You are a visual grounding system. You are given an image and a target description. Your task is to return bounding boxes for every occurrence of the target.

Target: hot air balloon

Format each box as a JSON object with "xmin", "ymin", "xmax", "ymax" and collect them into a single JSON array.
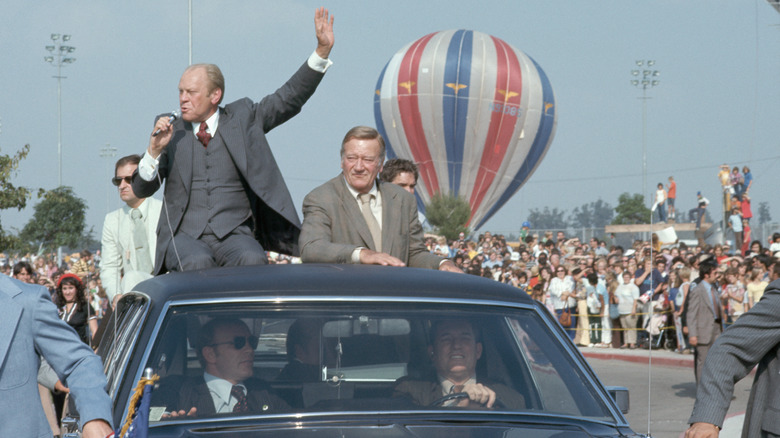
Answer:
[{"xmin": 374, "ymin": 29, "xmax": 557, "ymax": 230}]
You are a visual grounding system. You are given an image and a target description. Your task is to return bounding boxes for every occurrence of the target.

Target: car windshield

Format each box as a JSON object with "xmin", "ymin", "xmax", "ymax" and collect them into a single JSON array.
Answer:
[{"xmin": 142, "ymin": 302, "xmax": 614, "ymax": 423}]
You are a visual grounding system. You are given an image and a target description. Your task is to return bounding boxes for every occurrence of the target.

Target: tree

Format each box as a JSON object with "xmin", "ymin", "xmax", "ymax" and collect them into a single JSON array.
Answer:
[
  {"xmin": 19, "ymin": 187, "xmax": 88, "ymax": 252},
  {"xmin": 569, "ymin": 199, "xmax": 614, "ymax": 228},
  {"xmin": 611, "ymin": 193, "xmax": 651, "ymax": 225},
  {"xmin": 526, "ymin": 207, "xmax": 568, "ymax": 230},
  {"xmin": 0, "ymin": 144, "xmax": 34, "ymax": 249},
  {"xmin": 758, "ymin": 201, "xmax": 772, "ymax": 225},
  {"xmin": 425, "ymin": 193, "xmax": 471, "ymax": 240}
]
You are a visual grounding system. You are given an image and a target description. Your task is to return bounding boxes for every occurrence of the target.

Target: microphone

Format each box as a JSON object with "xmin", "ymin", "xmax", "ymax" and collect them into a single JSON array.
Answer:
[{"xmin": 152, "ymin": 110, "xmax": 180, "ymax": 137}]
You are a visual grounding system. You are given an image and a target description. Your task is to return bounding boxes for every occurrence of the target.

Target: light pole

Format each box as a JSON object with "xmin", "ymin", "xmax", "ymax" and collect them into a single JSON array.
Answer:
[
  {"xmin": 630, "ymin": 60, "xmax": 660, "ymax": 208},
  {"xmin": 44, "ymin": 33, "xmax": 76, "ymax": 188},
  {"xmin": 100, "ymin": 144, "xmax": 118, "ymax": 215}
]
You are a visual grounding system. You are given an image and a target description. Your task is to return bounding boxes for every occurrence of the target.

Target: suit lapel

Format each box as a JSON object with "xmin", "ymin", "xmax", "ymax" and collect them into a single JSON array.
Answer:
[
  {"xmin": 173, "ymin": 122, "xmax": 195, "ymax": 196},
  {"xmin": 336, "ymin": 178, "xmax": 376, "ymax": 250},
  {"xmin": 0, "ymin": 277, "xmax": 24, "ymax": 365},
  {"xmin": 379, "ymin": 183, "xmax": 398, "ymax": 256},
  {"xmin": 216, "ymin": 108, "xmax": 248, "ymax": 176},
  {"xmin": 119, "ymin": 206, "xmax": 134, "ymax": 269}
]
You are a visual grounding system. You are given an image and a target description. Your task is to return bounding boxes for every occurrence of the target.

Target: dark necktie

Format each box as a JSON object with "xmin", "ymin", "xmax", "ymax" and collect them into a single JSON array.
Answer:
[
  {"xmin": 197, "ymin": 122, "xmax": 211, "ymax": 147},
  {"xmin": 231, "ymin": 385, "xmax": 248, "ymax": 413}
]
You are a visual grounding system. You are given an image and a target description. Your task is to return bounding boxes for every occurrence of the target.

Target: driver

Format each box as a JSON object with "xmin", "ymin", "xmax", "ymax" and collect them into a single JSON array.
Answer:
[
  {"xmin": 155, "ymin": 318, "xmax": 288, "ymax": 418},
  {"xmin": 393, "ymin": 319, "xmax": 524, "ymax": 408}
]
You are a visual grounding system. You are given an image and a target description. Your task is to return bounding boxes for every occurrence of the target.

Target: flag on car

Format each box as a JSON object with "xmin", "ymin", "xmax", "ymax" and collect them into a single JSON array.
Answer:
[{"xmin": 117, "ymin": 372, "xmax": 159, "ymax": 438}]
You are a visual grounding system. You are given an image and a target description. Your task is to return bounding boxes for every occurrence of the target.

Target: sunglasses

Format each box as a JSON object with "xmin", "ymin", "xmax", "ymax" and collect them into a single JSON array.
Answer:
[
  {"xmin": 209, "ymin": 335, "xmax": 259, "ymax": 350},
  {"xmin": 112, "ymin": 176, "xmax": 133, "ymax": 186}
]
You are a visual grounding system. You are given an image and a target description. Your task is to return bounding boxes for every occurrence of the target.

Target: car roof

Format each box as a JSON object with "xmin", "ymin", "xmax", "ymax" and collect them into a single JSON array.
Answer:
[{"xmin": 132, "ymin": 264, "xmax": 534, "ymax": 306}]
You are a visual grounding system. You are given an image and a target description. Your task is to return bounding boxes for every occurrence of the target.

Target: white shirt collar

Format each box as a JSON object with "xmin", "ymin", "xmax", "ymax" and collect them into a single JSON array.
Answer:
[
  {"xmin": 203, "ymin": 371, "xmax": 244, "ymax": 413},
  {"xmin": 344, "ymin": 177, "xmax": 379, "ymax": 202},
  {"xmin": 191, "ymin": 110, "xmax": 219, "ymax": 136},
  {"xmin": 438, "ymin": 375, "xmax": 477, "ymax": 396},
  {"xmin": 123, "ymin": 197, "xmax": 149, "ymax": 216}
]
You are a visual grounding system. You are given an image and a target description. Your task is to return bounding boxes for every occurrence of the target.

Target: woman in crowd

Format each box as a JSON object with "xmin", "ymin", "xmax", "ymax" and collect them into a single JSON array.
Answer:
[
  {"xmin": 605, "ymin": 271, "xmax": 622, "ymax": 348},
  {"xmin": 615, "ymin": 271, "xmax": 640, "ymax": 349},
  {"xmin": 54, "ymin": 273, "xmax": 98, "ymax": 346},
  {"xmin": 626, "ymin": 258, "xmax": 638, "ymax": 277},
  {"xmin": 745, "ymin": 267, "xmax": 768, "ymax": 311},
  {"xmin": 549, "ymin": 265, "xmax": 578, "ymax": 340},
  {"xmin": 34, "ymin": 257, "xmax": 48, "ymax": 278},
  {"xmin": 672, "ymin": 267, "xmax": 692, "ymax": 353},
  {"xmin": 721, "ymin": 267, "xmax": 746, "ymax": 323}
]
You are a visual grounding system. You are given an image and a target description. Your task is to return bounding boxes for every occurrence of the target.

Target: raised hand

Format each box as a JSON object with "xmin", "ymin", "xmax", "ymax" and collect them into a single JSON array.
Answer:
[{"xmin": 314, "ymin": 7, "xmax": 334, "ymax": 59}]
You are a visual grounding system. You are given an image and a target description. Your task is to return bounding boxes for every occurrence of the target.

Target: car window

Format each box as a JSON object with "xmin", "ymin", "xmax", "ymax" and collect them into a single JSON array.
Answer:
[
  {"xmin": 97, "ymin": 294, "xmax": 149, "ymax": 402},
  {"xmin": 141, "ymin": 303, "xmax": 614, "ymax": 424}
]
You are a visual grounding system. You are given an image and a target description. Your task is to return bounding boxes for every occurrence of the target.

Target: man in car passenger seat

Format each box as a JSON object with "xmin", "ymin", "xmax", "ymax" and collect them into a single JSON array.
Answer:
[
  {"xmin": 157, "ymin": 318, "xmax": 288, "ymax": 417},
  {"xmin": 392, "ymin": 319, "xmax": 524, "ymax": 409},
  {"xmin": 276, "ymin": 318, "xmax": 322, "ymax": 382}
]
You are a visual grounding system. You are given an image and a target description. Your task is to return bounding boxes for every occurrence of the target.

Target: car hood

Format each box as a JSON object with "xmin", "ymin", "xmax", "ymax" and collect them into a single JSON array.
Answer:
[{"xmin": 154, "ymin": 415, "xmax": 642, "ymax": 438}]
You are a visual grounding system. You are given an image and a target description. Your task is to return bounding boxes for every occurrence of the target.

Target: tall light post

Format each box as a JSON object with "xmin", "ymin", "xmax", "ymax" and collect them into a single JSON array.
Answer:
[
  {"xmin": 44, "ymin": 33, "xmax": 76, "ymax": 188},
  {"xmin": 630, "ymin": 60, "xmax": 660, "ymax": 207},
  {"xmin": 100, "ymin": 144, "xmax": 118, "ymax": 215}
]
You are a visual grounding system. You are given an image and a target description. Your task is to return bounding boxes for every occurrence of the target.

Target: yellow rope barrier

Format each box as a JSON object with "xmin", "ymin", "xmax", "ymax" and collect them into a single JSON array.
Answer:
[{"xmin": 118, "ymin": 374, "xmax": 160, "ymax": 438}]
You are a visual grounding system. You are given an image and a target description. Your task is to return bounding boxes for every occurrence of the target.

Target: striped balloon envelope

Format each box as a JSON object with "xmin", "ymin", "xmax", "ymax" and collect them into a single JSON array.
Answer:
[{"xmin": 374, "ymin": 29, "xmax": 557, "ymax": 230}]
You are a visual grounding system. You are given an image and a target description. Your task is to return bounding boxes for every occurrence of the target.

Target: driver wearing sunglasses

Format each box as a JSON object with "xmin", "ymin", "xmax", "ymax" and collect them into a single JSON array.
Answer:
[{"xmin": 156, "ymin": 318, "xmax": 288, "ymax": 418}]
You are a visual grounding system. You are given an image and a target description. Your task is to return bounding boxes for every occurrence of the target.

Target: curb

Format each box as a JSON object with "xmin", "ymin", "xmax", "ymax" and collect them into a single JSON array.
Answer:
[{"xmin": 581, "ymin": 349, "xmax": 693, "ymax": 368}]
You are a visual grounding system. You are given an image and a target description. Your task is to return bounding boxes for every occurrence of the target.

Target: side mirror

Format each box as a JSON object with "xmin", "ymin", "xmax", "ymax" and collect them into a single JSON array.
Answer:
[{"xmin": 605, "ymin": 386, "xmax": 630, "ymax": 414}]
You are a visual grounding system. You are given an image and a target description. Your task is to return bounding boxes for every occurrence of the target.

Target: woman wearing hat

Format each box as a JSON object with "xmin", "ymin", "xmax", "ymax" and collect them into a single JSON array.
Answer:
[{"xmin": 54, "ymin": 273, "xmax": 97, "ymax": 346}]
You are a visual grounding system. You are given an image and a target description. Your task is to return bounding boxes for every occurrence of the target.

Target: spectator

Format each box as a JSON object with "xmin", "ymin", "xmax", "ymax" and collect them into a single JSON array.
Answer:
[
  {"xmin": 615, "ymin": 271, "xmax": 641, "ymax": 349},
  {"xmin": 54, "ymin": 273, "xmax": 98, "ymax": 346},
  {"xmin": 654, "ymin": 182, "xmax": 667, "ymax": 222},
  {"xmin": 667, "ymin": 176, "xmax": 677, "ymax": 220},
  {"xmin": 379, "ymin": 158, "xmax": 418, "ymax": 195},
  {"xmin": 727, "ymin": 207, "xmax": 743, "ymax": 254},
  {"xmin": 741, "ymin": 165, "xmax": 753, "ymax": 196}
]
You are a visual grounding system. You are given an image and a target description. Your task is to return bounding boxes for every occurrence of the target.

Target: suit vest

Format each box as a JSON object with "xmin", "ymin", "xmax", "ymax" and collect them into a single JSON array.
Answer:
[{"xmin": 178, "ymin": 132, "xmax": 252, "ymax": 239}]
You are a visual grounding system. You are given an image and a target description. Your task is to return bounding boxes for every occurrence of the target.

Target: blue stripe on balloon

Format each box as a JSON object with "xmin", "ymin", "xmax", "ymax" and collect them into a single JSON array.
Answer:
[
  {"xmin": 374, "ymin": 61, "xmax": 397, "ymax": 160},
  {"xmin": 477, "ymin": 55, "xmax": 556, "ymax": 229},
  {"xmin": 442, "ymin": 29, "xmax": 472, "ymax": 195}
]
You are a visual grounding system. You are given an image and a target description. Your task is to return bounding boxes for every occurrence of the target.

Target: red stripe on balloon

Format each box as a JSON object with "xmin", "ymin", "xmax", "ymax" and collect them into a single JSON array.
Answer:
[
  {"xmin": 468, "ymin": 37, "xmax": 523, "ymax": 224},
  {"xmin": 396, "ymin": 32, "xmax": 440, "ymax": 197}
]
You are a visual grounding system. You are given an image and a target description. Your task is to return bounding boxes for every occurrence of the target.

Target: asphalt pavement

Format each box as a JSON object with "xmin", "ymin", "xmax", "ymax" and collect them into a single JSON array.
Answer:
[{"xmin": 580, "ymin": 345, "xmax": 748, "ymax": 438}]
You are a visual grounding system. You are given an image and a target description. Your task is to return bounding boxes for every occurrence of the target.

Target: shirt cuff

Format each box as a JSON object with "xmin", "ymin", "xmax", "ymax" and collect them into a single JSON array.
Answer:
[
  {"xmin": 308, "ymin": 51, "xmax": 333, "ymax": 73},
  {"xmin": 138, "ymin": 151, "xmax": 159, "ymax": 181},
  {"xmin": 351, "ymin": 248, "xmax": 364, "ymax": 264}
]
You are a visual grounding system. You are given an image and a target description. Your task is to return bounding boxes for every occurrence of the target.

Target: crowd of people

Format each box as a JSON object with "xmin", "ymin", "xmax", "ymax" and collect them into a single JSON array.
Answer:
[{"xmin": 426, "ymin": 229, "xmax": 780, "ymax": 353}]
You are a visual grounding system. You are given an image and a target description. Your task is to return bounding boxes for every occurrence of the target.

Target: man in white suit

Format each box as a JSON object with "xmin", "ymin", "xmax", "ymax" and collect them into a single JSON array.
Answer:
[{"xmin": 101, "ymin": 154, "xmax": 162, "ymax": 302}]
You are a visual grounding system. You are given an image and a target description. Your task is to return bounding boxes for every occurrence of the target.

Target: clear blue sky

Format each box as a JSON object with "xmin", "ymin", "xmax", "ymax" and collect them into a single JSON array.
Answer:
[{"xmin": 2, "ymin": 0, "xmax": 780, "ymax": 240}]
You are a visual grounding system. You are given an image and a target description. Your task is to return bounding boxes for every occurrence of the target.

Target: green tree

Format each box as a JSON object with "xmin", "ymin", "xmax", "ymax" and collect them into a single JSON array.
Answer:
[
  {"xmin": 758, "ymin": 202, "xmax": 772, "ymax": 225},
  {"xmin": 569, "ymin": 199, "xmax": 614, "ymax": 228},
  {"xmin": 611, "ymin": 193, "xmax": 651, "ymax": 225},
  {"xmin": 0, "ymin": 144, "xmax": 34, "ymax": 249},
  {"xmin": 425, "ymin": 193, "xmax": 471, "ymax": 240},
  {"xmin": 526, "ymin": 206, "xmax": 568, "ymax": 230},
  {"xmin": 19, "ymin": 187, "xmax": 88, "ymax": 251}
]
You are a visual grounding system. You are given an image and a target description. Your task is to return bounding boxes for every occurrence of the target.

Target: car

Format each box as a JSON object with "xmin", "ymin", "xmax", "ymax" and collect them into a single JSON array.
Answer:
[{"xmin": 65, "ymin": 264, "xmax": 641, "ymax": 437}]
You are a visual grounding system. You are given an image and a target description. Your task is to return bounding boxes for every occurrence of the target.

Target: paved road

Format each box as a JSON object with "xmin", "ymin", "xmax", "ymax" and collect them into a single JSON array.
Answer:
[{"xmin": 584, "ymin": 347, "xmax": 753, "ymax": 438}]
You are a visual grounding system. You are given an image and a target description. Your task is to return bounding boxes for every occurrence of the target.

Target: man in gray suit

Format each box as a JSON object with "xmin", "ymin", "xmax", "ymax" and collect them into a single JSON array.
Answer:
[
  {"xmin": 299, "ymin": 126, "xmax": 461, "ymax": 272},
  {"xmin": 686, "ymin": 262, "xmax": 723, "ymax": 383},
  {"xmin": 133, "ymin": 8, "xmax": 334, "ymax": 274},
  {"xmin": 0, "ymin": 275, "xmax": 113, "ymax": 437},
  {"xmin": 685, "ymin": 276, "xmax": 780, "ymax": 437}
]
